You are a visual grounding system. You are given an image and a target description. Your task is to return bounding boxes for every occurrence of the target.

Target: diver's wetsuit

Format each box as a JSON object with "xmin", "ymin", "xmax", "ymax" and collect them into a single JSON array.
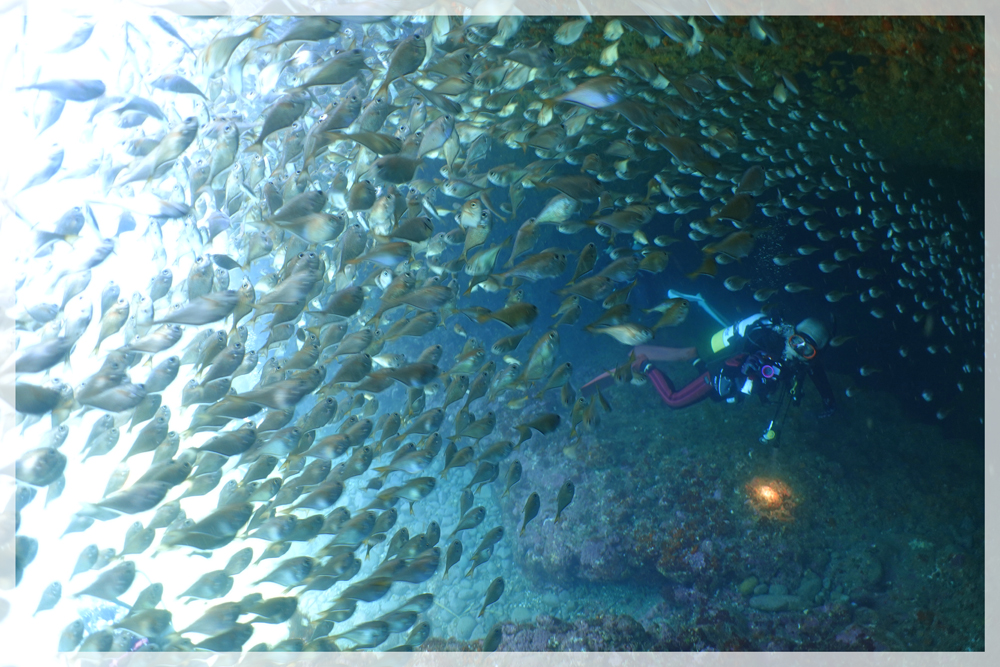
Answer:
[{"xmin": 638, "ymin": 316, "xmax": 837, "ymax": 411}]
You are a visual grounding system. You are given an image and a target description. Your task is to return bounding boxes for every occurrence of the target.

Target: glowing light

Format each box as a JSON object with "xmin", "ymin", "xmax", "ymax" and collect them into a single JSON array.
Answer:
[
  {"xmin": 755, "ymin": 484, "xmax": 782, "ymax": 508},
  {"xmin": 745, "ymin": 477, "xmax": 796, "ymax": 521}
]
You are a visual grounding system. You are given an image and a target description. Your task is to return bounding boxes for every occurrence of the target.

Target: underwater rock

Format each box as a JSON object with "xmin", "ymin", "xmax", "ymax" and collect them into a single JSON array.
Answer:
[
  {"xmin": 738, "ymin": 576, "xmax": 758, "ymax": 596},
  {"xmin": 493, "ymin": 614, "xmax": 655, "ymax": 652},
  {"xmin": 578, "ymin": 536, "xmax": 631, "ymax": 582},
  {"xmin": 796, "ymin": 571, "xmax": 824, "ymax": 602},
  {"xmin": 748, "ymin": 593, "xmax": 806, "ymax": 612}
]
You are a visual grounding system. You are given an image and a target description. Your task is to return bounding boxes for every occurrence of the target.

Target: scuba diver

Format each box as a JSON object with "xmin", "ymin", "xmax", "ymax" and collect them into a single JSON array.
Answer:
[{"xmin": 583, "ymin": 295, "xmax": 837, "ymax": 446}]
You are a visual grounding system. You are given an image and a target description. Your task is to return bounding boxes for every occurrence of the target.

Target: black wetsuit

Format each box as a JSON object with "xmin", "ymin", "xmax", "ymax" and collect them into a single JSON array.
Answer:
[{"xmin": 712, "ymin": 316, "xmax": 837, "ymax": 412}]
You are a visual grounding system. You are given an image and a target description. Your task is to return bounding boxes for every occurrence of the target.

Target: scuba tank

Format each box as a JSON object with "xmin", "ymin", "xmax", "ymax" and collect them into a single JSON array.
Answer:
[{"xmin": 710, "ymin": 313, "xmax": 765, "ymax": 354}]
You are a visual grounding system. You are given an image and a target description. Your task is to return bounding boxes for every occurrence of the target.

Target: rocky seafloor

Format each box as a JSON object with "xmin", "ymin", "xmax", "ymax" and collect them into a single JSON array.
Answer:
[{"xmin": 423, "ymin": 359, "xmax": 984, "ymax": 651}]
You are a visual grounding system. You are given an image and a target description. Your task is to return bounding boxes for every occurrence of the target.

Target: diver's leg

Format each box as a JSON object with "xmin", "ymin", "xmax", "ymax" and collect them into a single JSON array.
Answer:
[
  {"xmin": 634, "ymin": 357, "xmax": 709, "ymax": 408},
  {"xmin": 649, "ymin": 369, "xmax": 712, "ymax": 408},
  {"xmin": 645, "ymin": 366, "xmax": 676, "ymax": 404},
  {"xmin": 670, "ymin": 372, "xmax": 713, "ymax": 404},
  {"xmin": 581, "ymin": 354, "xmax": 650, "ymax": 397}
]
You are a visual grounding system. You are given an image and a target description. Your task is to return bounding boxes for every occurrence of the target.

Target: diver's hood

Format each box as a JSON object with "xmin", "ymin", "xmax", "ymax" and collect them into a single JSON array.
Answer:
[{"xmin": 795, "ymin": 317, "xmax": 830, "ymax": 350}]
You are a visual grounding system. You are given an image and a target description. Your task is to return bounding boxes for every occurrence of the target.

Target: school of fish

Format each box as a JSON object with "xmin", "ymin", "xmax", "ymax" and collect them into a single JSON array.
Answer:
[{"xmin": 3, "ymin": 10, "xmax": 984, "ymax": 655}]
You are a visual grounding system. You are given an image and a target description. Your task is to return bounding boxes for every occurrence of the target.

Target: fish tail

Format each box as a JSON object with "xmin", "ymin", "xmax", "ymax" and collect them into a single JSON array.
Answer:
[
  {"xmin": 248, "ymin": 22, "xmax": 269, "ymax": 42},
  {"xmin": 539, "ymin": 98, "xmax": 557, "ymax": 118},
  {"xmin": 685, "ymin": 266, "xmax": 709, "ymax": 281}
]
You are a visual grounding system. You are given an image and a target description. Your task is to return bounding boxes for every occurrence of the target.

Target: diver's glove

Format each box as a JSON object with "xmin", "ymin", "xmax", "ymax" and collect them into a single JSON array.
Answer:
[{"xmin": 735, "ymin": 313, "xmax": 765, "ymax": 336}]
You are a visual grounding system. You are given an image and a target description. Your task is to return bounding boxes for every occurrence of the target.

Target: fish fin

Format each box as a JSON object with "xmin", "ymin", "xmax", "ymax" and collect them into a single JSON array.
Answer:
[
  {"xmin": 596, "ymin": 387, "xmax": 612, "ymax": 413},
  {"xmin": 685, "ymin": 254, "xmax": 718, "ymax": 280},
  {"xmin": 248, "ymin": 22, "xmax": 269, "ymax": 42}
]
